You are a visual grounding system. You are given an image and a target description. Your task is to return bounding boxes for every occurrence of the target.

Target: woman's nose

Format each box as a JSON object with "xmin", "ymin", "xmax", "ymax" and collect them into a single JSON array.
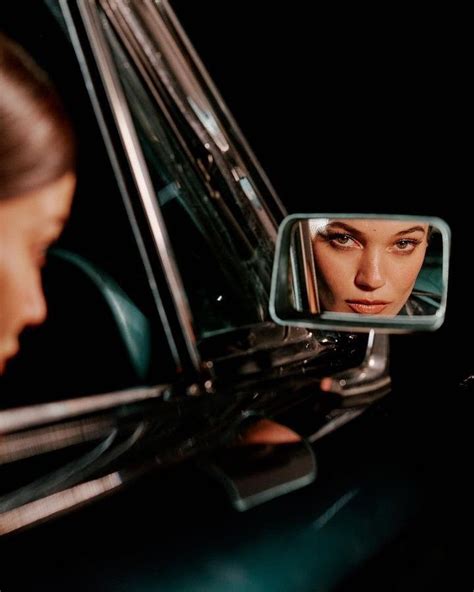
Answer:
[
  {"xmin": 354, "ymin": 251, "xmax": 386, "ymax": 291},
  {"xmin": 22, "ymin": 277, "xmax": 47, "ymax": 328}
]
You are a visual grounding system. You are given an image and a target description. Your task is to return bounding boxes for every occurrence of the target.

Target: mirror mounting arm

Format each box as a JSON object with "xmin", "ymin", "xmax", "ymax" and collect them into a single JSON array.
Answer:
[{"xmin": 320, "ymin": 331, "xmax": 391, "ymax": 402}]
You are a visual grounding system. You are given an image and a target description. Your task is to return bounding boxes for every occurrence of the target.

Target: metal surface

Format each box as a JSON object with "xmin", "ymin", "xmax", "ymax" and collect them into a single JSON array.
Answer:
[
  {"xmin": 0, "ymin": 385, "xmax": 165, "ymax": 434},
  {"xmin": 58, "ymin": 0, "xmax": 185, "ymax": 372},
  {"xmin": 73, "ymin": 0, "xmax": 202, "ymax": 373},
  {"xmin": 318, "ymin": 331, "xmax": 391, "ymax": 399}
]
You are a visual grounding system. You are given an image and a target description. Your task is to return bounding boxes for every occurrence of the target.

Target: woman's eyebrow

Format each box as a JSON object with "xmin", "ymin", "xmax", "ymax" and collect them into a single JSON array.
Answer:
[{"xmin": 395, "ymin": 226, "xmax": 426, "ymax": 236}]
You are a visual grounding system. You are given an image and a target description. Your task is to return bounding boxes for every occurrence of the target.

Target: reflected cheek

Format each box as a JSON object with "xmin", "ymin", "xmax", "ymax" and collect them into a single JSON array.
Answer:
[
  {"xmin": 390, "ymin": 258, "xmax": 425, "ymax": 295},
  {"xmin": 385, "ymin": 300, "xmax": 407, "ymax": 315},
  {"xmin": 314, "ymin": 250, "xmax": 354, "ymax": 306}
]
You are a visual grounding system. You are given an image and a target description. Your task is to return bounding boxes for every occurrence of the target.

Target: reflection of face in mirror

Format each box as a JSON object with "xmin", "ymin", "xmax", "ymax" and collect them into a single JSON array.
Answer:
[{"xmin": 311, "ymin": 219, "xmax": 430, "ymax": 316}]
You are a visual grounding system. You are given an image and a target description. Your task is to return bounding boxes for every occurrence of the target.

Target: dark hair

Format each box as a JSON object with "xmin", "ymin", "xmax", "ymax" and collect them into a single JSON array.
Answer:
[{"xmin": 0, "ymin": 33, "xmax": 75, "ymax": 200}]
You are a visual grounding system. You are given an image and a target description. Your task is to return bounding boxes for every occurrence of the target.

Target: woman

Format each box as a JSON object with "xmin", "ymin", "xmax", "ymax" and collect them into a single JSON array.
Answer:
[
  {"xmin": 0, "ymin": 33, "xmax": 76, "ymax": 373},
  {"xmin": 311, "ymin": 218, "xmax": 431, "ymax": 316}
]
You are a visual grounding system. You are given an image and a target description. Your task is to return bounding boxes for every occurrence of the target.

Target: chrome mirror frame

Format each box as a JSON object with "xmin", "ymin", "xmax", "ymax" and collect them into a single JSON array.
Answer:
[{"xmin": 270, "ymin": 213, "xmax": 451, "ymax": 333}]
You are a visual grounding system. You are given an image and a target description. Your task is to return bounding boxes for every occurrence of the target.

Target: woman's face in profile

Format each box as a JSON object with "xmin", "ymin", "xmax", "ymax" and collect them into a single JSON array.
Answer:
[
  {"xmin": 0, "ymin": 172, "xmax": 75, "ymax": 373},
  {"xmin": 312, "ymin": 219, "xmax": 429, "ymax": 316}
]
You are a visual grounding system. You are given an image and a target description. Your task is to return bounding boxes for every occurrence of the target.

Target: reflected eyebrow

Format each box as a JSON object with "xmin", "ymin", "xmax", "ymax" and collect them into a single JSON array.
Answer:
[
  {"xmin": 322, "ymin": 222, "xmax": 427, "ymax": 239},
  {"xmin": 394, "ymin": 226, "xmax": 427, "ymax": 236},
  {"xmin": 323, "ymin": 222, "xmax": 364, "ymax": 236}
]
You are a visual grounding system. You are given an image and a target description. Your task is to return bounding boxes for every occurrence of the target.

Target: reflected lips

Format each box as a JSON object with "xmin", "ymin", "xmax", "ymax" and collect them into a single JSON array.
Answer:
[{"xmin": 346, "ymin": 299, "xmax": 390, "ymax": 314}]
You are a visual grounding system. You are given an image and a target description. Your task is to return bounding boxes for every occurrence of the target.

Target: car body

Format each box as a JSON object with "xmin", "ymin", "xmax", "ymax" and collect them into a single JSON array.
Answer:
[{"xmin": 0, "ymin": 1, "xmax": 470, "ymax": 590}]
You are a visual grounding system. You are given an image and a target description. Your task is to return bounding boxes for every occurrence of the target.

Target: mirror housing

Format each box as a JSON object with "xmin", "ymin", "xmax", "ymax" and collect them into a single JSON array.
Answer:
[{"xmin": 270, "ymin": 214, "xmax": 450, "ymax": 333}]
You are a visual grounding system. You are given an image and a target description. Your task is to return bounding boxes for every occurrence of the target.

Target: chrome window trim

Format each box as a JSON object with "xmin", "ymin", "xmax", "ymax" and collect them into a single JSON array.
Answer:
[
  {"xmin": 162, "ymin": 0, "xmax": 287, "ymax": 225},
  {"xmin": 104, "ymin": 0, "xmax": 282, "ymax": 241},
  {"xmin": 145, "ymin": 0, "xmax": 285, "ymax": 236},
  {"xmin": 61, "ymin": 0, "xmax": 201, "ymax": 372}
]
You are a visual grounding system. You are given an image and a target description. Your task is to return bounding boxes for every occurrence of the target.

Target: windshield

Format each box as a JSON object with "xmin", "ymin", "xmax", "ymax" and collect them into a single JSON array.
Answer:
[{"xmin": 99, "ymin": 0, "xmax": 283, "ymax": 341}]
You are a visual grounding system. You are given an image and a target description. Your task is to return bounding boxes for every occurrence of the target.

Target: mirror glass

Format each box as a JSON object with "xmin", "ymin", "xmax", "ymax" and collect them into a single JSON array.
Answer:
[{"xmin": 270, "ymin": 214, "xmax": 450, "ymax": 332}]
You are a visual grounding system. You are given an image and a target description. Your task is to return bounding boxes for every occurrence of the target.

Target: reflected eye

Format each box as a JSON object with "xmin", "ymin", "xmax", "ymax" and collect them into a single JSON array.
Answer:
[
  {"xmin": 333, "ymin": 234, "xmax": 351, "ymax": 245},
  {"xmin": 392, "ymin": 239, "xmax": 421, "ymax": 254},
  {"xmin": 320, "ymin": 232, "xmax": 361, "ymax": 250}
]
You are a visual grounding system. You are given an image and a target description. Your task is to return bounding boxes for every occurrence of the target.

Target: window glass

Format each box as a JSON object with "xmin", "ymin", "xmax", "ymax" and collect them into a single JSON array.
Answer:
[{"xmin": 101, "ymin": 6, "xmax": 276, "ymax": 341}]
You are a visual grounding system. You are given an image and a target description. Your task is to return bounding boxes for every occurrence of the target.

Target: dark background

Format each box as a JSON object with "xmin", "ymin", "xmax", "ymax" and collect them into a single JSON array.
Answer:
[{"xmin": 171, "ymin": 2, "xmax": 467, "ymax": 215}]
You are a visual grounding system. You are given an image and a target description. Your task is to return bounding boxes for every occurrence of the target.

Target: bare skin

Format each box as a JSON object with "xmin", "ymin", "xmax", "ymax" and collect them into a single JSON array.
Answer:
[
  {"xmin": 312, "ymin": 219, "xmax": 429, "ymax": 316},
  {"xmin": 0, "ymin": 172, "xmax": 75, "ymax": 373}
]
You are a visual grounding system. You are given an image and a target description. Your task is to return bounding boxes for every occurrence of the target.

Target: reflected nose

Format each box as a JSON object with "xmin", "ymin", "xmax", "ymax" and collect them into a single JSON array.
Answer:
[{"xmin": 354, "ymin": 250, "xmax": 386, "ymax": 291}]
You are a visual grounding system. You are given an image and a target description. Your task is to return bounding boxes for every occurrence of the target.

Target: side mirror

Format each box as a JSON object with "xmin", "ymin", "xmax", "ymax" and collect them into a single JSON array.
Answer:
[{"xmin": 270, "ymin": 214, "xmax": 450, "ymax": 332}]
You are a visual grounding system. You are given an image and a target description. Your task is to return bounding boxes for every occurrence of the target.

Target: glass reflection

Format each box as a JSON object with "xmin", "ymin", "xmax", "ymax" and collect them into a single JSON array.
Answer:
[{"xmin": 307, "ymin": 218, "xmax": 441, "ymax": 316}]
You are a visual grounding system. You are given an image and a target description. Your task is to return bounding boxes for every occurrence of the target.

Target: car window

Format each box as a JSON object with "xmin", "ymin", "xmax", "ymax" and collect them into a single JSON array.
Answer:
[{"xmin": 97, "ymin": 1, "xmax": 280, "ymax": 342}]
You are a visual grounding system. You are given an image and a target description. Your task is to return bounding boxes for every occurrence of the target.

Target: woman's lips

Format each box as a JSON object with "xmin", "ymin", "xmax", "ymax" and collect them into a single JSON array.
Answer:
[{"xmin": 345, "ymin": 299, "xmax": 391, "ymax": 314}]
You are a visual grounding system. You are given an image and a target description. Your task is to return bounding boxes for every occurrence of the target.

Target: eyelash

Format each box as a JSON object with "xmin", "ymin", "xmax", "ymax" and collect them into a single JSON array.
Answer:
[
  {"xmin": 391, "ymin": 239, "xmax": 421, "ymax": 254},
  {"xmin": 319, "ymin": 232, "xmax": 360, "ymax": 250}
]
